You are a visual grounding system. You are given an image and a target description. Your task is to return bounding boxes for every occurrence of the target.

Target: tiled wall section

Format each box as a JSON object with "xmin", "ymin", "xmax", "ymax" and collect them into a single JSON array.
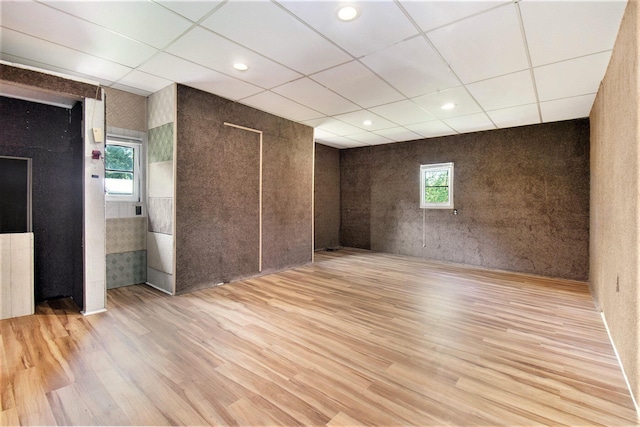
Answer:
[
  {"xmin": 148, "ymin": 123, "xmax": 173, "ymax": 163},
  {"xmin": 106, "ymin": 251, "xmax": 146, "ymax": 289},
  {"xmin": 148, "ymin": 198, "xmax": 173, "ymax": 234},
  {"xmin": 106, "ymin": 217, "xmax": 146, "ymax": 254},
  {"xmin": 104, "ymin": 88, "xmax": 147, "ymax": 132},
  {"xmin": 148, "ymin": 84, "xmax": 175, "ymax": 129},
  {"xmin": 147, "ymin": 84, "xmax": 175, "ymax": 294}
]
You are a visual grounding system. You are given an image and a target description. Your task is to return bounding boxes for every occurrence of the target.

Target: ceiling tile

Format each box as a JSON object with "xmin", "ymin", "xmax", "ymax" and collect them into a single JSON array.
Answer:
[
  {"xmin": 303, "ymin": 117, "xmax": 364, "ymax": 136},
  {"xmin": 520, "ymin": 0, "xmax": 627, "ymax": 67},
  {"xmin": 332, "ymin": 110, "xmax": 396, "ymax": 132},
  {"xmin": 272, "ymin": 78, "xmax": 359, "ymax": 116},
  {"xmin": 116, "ymin": 70, "xmax": 174, "ymax": 94},
  {"xmin": 200, "ymin": 0, "xmax": 351, "ymax": 75},
  {"xmin": 315, "ymin": 136, "xmax": 367, "ymax": 149},
  {"xmin": 540, "ymin": 93, "xmax": 596, "ymax": 123},
  {"xmin": 398, "ymin": 0, "xmax": 508, "ymax": 32},
  {"xmin": 534, "ymin": 52, "xmax": 611, "ymax": 102},
  {"xmin": 44, "ymin": 0, "xmax": 193, "ymax": 49},
  {"xmin": 346, "ymin": 132, "xmax": 395, "ymax": 145},
  {"xmin": 0, "ymin": 28, "xmax": 132, "ymax": 84},
  {"xmin": 369, "ymin": 100, "xmax": 437, "ymax": 126},
  {"xmin": 406, "ymin": 121, "xmax": 457, "ymax": 138},
  {"xmin": 139, "ymin": 52, "xmax": 263, "ymax": 100},
  {"xmin": 428, "ymin": 3, "xmax": 529, "ymax": 83},
  {"xmin": 487, "ymin": 104, "xmax": 541, "ymax": 129},
  {"xmin": 166, "ymin": 26, "xmax": 301, "ymax": 89},
  {"xmin": 360, "ymin": 36, "xmax": 460, "ymax": 98},
  {"xmin": 466, "ymin": 70, "xmax": 536, "ymax": 111},
  {"xmin": 443, "ymin": 113, "xmax": 496, "ymax": 133},
  {"xmin": 314, "ymin": 128, "xmax": 338, "ymax": 140},
  {"xmin": 240, "ymin": 91, "xmax": 323, "ymax": 122},
  {"xmin": 155, "ymin": 0, "xmax": 224, "ymax": 22},
  {"xmin": 108, "ymin": 82, "xmax": 152, "ymax": 97},
  {"xmin": 311, "ymin": 61, "xmax": 404, "ymax": 108},
  {"xmin": 374, "ymin": 127, "xmax": 423, "ymax": 142},
  {"xmin": 1, "ymin": 1, "xmax": 157, "ymax": 68},
  {"xmin": 412, "ymin": 86, "xmax": 481, "ymax": 119},
  {"xmin": 279, "ymin": 0, "xmax": 417, "ymax": 57}
]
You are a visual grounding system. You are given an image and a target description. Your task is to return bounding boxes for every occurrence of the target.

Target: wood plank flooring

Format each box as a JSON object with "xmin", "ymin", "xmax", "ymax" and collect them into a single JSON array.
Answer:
[{"xmin": 1, "ymin": 248, "xmax": 638, "ymax": 426}]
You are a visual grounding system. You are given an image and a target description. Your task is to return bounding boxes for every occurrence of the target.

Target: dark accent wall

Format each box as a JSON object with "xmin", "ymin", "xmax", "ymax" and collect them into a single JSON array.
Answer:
[
  {"xmin": 0, "ymin": 96, "xmax": 84, "ymax": 303},
  {"xmin": 314, "ymin": 143, "xmax": 340, "ymax": 250},
  {"xmin": 175, "ymin": 85, "xmax": 313, "ymax": 294},
  {"xmin": 0, "ymin": 63, "xmax": 100, "ymax": 100},
  {"xmin": 341, "ymin": 119, "xmax": 590, "ymax": 280}
]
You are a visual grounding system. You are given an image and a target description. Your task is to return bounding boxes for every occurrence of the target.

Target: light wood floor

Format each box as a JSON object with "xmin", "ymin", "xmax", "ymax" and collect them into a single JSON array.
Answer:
[{"xmin": 1, "ymin": 248, "xmax": 638, "ymax": 426}]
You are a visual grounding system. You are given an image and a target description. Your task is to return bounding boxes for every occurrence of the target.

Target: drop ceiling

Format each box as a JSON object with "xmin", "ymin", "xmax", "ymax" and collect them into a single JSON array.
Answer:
[{"xmin": 0, "ymin": 0, "xmax": 628, "ymax": 148}]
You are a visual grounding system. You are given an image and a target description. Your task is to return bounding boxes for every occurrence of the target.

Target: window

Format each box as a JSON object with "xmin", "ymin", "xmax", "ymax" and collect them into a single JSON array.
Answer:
[
  {"xmin": 420, "ymin": 162, "xmax": 454, "ymax": 209},
  {"xmin": 105, "ymin": 139, "xmax": 141, "ymax": 202}
]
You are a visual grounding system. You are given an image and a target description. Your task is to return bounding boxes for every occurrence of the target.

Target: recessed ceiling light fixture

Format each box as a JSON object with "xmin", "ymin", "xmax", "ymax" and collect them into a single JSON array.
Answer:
[
  {"xmin": 362, "ymin": 119, "xmax": 373, "ymax": 126},
  {"xmin": 441, "ymin": 102, "xmax": 456, "ymax": 110},
  {"xmin": 233, "ymin": 62, "xmax": 248, "ymax": 71},
  {"xmin": 337, "ymin": 5, "xmax": 359, "ymax": 21}
]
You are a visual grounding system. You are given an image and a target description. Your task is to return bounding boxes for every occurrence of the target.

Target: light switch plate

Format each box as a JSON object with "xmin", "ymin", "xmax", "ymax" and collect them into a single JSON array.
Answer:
[{"xmin": 92, "ymin": 128, "xmax": 104, "ymax": 143}]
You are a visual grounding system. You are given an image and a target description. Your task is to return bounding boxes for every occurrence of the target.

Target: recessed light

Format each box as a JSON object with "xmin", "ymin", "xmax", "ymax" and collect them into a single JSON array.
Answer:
[
  {"xmin": 337, "ymin": 5, "xmax": 359, "ymax": 21},
  {"xmin": 233, "ymin": 62, "xmax": 248, "ymax": 71},
  {"xmin": 441, "ymin": 102, "xmax": 456, "ymax": 110},
  {"xmin": 362, "ymin": 120, "xmax": 373, "ymax": 126}
]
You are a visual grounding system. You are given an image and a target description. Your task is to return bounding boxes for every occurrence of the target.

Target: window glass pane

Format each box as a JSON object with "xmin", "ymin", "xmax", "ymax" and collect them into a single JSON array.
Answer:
[
  {"xmin": 105, "ymin": 145, "xmax": 134, "ymax": 172},
  {"xmin": 424, "ymin": 170, "xmax": 448, "ymax": 187},
  {"xmin": 105, "ymin": 171, "xmax": 134, "ymax": 195},
  {"xmin": 424, "ymin": 186, "xmax": 449, "ymax": 203}
]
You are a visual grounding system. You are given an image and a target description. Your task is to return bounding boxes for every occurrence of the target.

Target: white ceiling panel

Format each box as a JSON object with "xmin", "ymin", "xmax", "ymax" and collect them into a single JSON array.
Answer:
[
  {"xmin": 241, "ymin": 91, "xmax": 324, "ymax": 122},
  {"xmin": 154, "ymin": 0, "xmax": 224, "ymax": 22},
  {"xmin": 139, "ymin": 52, "xmax": 263, "ymax": 100},
  {"xmin": 466, "ymin": 70, "xmax": 536, "ymax": 111},
  {"xmin": 0, "ymin": 0, "xmax": 626, "ymax": 148},
  {"xmin": 346, "ymin": 132, "xmax": 395, "ymax": 145},
  {"xmin": 406, "ymin": 121, "xmax": 457, "ymax": 138},
  {"xmin": 443, "ymin": 113, "xmax": 496, "ymax": 133},
  {"xmin": 412, "ymin": 86, "xmax": 481, "ymax": 119},
  {"xmin": 311, "ymin": 61, "xmax": 404, "ymax": 108},
  {"xmin": 200, "ymin": 0, "xmax": 351, "ymax": 75},
  {"xmin": 314, "ymin": 128, "xmax": 339, "ymax": 140},
  {"xmin": 116, "ymin": 70, "xmax": 174, "ymax": 94},
  {"xmin": 303, "ymin": 117, "xmax": 364, "ymax": 136},
  {"xmin": 487, "ymin": 103, "xmax": 541, "ymax": 129},
  {"xmin": 272, "ymin": 78, "xmax": 359, "ymax": 116},
  {"xmin": 315, "ymin": 136, "xmax": 367, "ymax": 149},
  {"xmin": 540, "ymin": 93, "xmax": 596, "ymax": 123},
  {"xmin": 43, "ymin": 0, "xmax": 193, "ymax": 49},
  {"xmin": 278, "ymin": 0, "xmax": 417, "ymax": 57},
  {"xmin": 0, "ymin": 28, "xmax": 132, "ymax": 84},
  {"xmin": 360, "ymin": 36, "xmax": 460, "ymax": 98},
  {"xmin": 166, "ymin": 27, "xmax": 301, "ymax": 89},
  {"xmin": 428, "ymin": 3, "xmax": 529, "ymax": 83},
  {"xmin": 398, "ymin": 0, "xmax": 508, "ymax": 32},
  {"xmin": 332, "ymin": 110, "xmax": 396, "ymax": 132},
  {"xmin": 369, "ymin": 100, "xmax": 437, "ymax": 126},
  {"xmin": 374, "ymin": 127, "xmax": 423, "ymax": 142},
  {"xmin": 534, "ymin": 52, "xmax": 611, "ymax": 102},
  {"xmin": 520, "ymin": 0, "xmax": 627, "ymax": 67},
  {"xmin": 1, "ymin": 0, "xmax": 157, "ymax": 68}
]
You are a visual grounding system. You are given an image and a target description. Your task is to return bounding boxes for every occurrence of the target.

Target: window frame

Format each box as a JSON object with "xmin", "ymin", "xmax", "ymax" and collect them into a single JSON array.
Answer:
[
  {"xmin": 105, "ymin": 138, "xmax": 141, "ymax": 202},
  {"xmin": 420, "ymin": 162, "xmax": 454, "ymax": 209}
]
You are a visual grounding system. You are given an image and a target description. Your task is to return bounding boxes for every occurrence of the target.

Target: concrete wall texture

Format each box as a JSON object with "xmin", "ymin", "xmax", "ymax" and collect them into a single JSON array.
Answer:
[
  {"xmin": 314, "ymin": 143, "xmax": 341, "ymax": 250},
  {"xmin": 175, "ymin": 85, "xmax": 314, "ymax": 294},
  {"xmin": 590, "ymin": 0, "xmax": 639, "ymax": 408},
  {"xmin": 340, "ymin": 119, "xmax": 590, "ymax": 281}
]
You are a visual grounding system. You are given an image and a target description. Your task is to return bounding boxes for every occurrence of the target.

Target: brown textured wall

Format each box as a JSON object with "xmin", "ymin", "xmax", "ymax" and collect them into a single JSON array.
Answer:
[
  {"xmin": 340, "ymin": 146, "xmax": 372, "ymax": 249},
  {"xmin": 175, "ymin": 85, "xmax": 313, "ymax": 293},
  {"xmin": 104, "ymin": 87, "xmax": 147, "ymax": 132},
  {"xmin": 0, "ymin": 63, "xmax": 100, "ymax": 99},
  {"xmin": 590, "ymin": 0, "xmax": 639, "ymax": 408},
  {"xmin": 341, "ymin": 120, "xmax": 590, "ymax": 280},
  {"xmin": 314, "ymin": 143, "xmax": 340, "ymax": 250}
]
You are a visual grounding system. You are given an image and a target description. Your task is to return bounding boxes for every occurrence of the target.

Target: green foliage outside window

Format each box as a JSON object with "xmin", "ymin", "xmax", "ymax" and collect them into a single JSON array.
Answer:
[
  {"xmin": 105, "ymin": 145, "xmax": 134, "ymax": 180},
  {"xmin": 424, "ymin": 170, "xmax": 449, "ymax": 203}
]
